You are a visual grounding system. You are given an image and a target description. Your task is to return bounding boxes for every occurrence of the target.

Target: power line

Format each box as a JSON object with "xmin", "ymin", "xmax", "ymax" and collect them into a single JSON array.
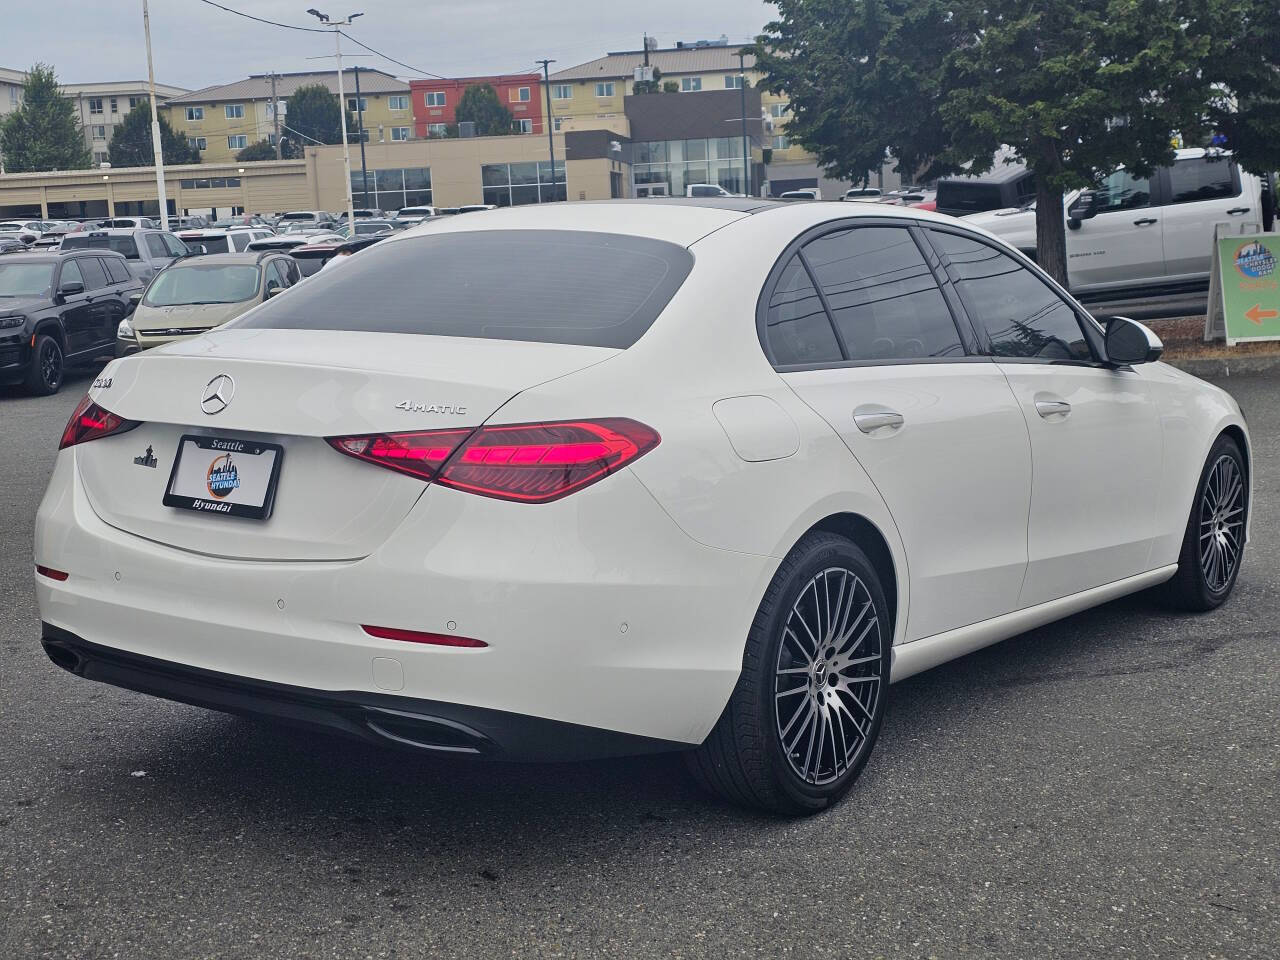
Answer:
[
  {"xmin": 337, "ymin": 30, "xmax": 449, "ymax": 80},
  {"xmin": 194, "ymin": 0, "xmax": 328, "ymax": 33}
]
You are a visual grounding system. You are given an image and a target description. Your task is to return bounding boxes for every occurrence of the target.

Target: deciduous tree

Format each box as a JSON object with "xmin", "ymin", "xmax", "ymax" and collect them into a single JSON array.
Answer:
[{"xmin": 284, "ymin": 83, "xmax": 354, "ymax": 147}]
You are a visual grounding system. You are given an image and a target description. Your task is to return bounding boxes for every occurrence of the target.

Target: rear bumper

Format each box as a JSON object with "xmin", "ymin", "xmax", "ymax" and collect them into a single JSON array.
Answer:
[{"xmin": 41, "ymin": 624, "xmax": 682, "ymax": 760}]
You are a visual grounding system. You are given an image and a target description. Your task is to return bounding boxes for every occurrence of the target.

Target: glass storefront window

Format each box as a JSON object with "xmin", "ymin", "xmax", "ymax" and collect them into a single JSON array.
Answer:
[
  {"xmin": 631, "ymin": 139, "xmax": 749, "ymax": 198},
  {"xmin": 350, "ymin": 167, "xmax": 432, "ymax": 211},
  {"xmin": 480, "ymin": 162, "xmax": 566, "ymax": 206}
]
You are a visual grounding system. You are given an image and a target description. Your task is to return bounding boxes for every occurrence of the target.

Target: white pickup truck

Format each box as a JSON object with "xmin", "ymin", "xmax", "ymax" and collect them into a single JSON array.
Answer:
[{"xmin": 963, "ymin": 149, "xmax": 1277, "ymax": 299}]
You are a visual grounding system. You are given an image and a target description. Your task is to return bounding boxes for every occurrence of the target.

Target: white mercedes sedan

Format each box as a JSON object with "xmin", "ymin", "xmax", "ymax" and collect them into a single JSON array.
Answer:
[{"xmin": 34, "ymin": 199, "xmax": 1250, "ymax": 814}]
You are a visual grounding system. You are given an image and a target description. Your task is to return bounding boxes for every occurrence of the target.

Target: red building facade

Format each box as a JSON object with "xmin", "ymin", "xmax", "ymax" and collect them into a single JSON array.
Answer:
[{"xmin": 410, "ymin": 74, "xmax": 544, "ymax": 138}]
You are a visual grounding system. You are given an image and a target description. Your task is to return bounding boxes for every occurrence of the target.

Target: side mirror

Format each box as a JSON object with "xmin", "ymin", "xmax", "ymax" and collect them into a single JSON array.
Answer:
[
  {"xmin": 1067, "ymin": 191, "xmax": 1100, "ymax": 230},
  {"xmin": 1104, "ymin": 316, "xmax": 1163, "ymax": 366},
  {"xmin": 59, "ymin": 280, "xmax": 85, "ymax": 297},
  {"xmin": 265, "ymin": 284, "xmax": 284, "ymax": 299},
  {"xmin": 126, "ymin": 292, "xmax": 142, "ymax": 314}
]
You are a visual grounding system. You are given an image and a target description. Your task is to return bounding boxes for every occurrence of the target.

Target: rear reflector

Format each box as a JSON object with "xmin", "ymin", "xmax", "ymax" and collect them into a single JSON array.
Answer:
[
  {"xmin": 362, "ymin": 624, "xmax": 487, "ymax": 648},
  {"xmin": 328, "ymin": 418, "xmax": 659, "ymax": 503},
  {"xmin": 59, "ymin": 395, "xmax": 140, "ymax": 449},
  {"xmin": 35, "ymin": 565, "xmax": 69, "ymax": 581}
]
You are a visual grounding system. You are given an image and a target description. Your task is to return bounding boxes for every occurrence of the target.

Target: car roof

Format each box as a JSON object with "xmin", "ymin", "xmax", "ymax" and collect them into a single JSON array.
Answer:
[
  {"xmin": 73, "ymin": 226, "xmax": 158, "ymax": 235},
  {"xmin": 0, "ymin": 248, "xmax": 126, "ymax": 261},
  {"xmin": 167, "ymin": 252, "xmax": 274, "ymax": 266}
]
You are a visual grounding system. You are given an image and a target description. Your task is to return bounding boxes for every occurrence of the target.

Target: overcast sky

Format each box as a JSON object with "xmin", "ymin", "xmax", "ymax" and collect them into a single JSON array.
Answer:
[{"xmin": 5, "ymin": 0, "xmax": 778, "ymax": 91}]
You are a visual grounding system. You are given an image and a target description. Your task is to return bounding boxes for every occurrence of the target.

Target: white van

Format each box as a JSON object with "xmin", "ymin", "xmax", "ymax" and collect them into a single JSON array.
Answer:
[
  {"xmin": 965, "ymin": 149, "xmax": 1277, "ymax": 297},
  {"xmin": 685, "ymin": 184, "xmax": 743, "ymax": 198}
]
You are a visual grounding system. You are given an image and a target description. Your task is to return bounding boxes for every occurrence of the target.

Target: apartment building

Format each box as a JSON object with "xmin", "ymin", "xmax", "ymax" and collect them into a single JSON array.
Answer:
[
  {"xmin": 0, "ymin": 66, "xmax": 189, "ymax": 168},
  {"xmin": 162, "ymin": 69, "xmax": 413, "ymax": 165},
  {"xmin": 410, "ymin": 74, "xmax": 544, "ymax": 138}
]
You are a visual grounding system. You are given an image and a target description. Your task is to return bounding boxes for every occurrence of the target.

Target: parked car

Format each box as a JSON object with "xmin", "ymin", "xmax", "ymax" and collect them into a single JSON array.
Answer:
[
  {"xmin": 0, "ymin": 220, "xmax": 44, "ymax": 244},
  {"xmin": 277, "ymin": 210, "xmax": 337, "ymax": 229},
  {"xmin": 351, "ymin": 219, "xmax": 398, "ymax": 236},
  {"xmin": 35, "ymin": 200, "xmax": 1250, "ymax": 814},
  {"xmin": 0, "ymin": 237, "xmax": 28, "ymax": 255},
  {"xmin": 840, "ymin": 187, "xmax": 884, "ymax": 202},
  {"xmin": 777, "ymin": 189, "xmax": 821, "ymax": 201},
  {"xmin": 176, "ymin": 228, "xmax": 274, "ymax": 255},
  {"xmin": 934, "ymin": 164, "xmax": 1036, "ymax": 217},
  {"xmin": 338, "ymin": 208, "xmax": 385, "ymax": 220},
  {"xmin": 210, "ymin": 215, "xmax": 270, "ymax": 228},
  {"xmin": 246, "ymin": 231, "xmax": 346, "ymax": 255},
  {"xmin": 317, "ymin": 233, "xmax": 394, "ymax": 272},
  {"xmin": 101, "ymin": 217, "xmax": 160, "ymax": 230},
  {"xmin": 119, "ymin": 251, "xmax": 301, "ymax": 353},
  {"xmin": 0, "ymin": 249, "xmax": 142, "ymax": 395},
  {"xmin": 393, "ymin": 205, "xmax": 437, "ymax": 225},
  {"xmin": 685, "ymin": 184, "xmax": 741, "ymax": 198},
  {"xmin": 60, "ymin": 228, "xmax": 189, "ymax": 282},
  {"xmin": 286, "ymin": 235, "xmax": 353, "ymax": 275},
  {"xmin": 31, "ymin": 222, "xmax": 83, "ymax": 249},
  {"xmin": 963, "ymin": 149, "xmax": 1278, "ymax": 298}
]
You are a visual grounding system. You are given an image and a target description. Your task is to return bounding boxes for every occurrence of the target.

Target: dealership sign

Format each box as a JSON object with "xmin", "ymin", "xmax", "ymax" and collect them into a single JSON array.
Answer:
[{"xmin": 1217, "ymin": 234, "xmax": 1280, "ymax": 344}]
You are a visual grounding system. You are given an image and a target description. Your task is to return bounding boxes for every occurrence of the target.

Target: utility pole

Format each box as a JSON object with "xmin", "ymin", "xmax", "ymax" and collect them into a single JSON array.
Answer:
[
  {"xmin": 737, "ymin": 51, "xmax": 750, "ymax": 197},
  {"xmin": 353, "ymin": 65, "xmax": 369, "ymax": 207},
  {"xmin": 270, "ymin": 72, "xmax": 281, "ymax": 159},
  {"xmin": 307, "ymin": 8, "xmax": 363, "ymax": 230},
  {"xmin": 142, "ymin": 0, "xmax": 170, "ymax": 229},
  {"xmin": 537, "ymin": 59, "xmax": 558, "ymax": 201}
]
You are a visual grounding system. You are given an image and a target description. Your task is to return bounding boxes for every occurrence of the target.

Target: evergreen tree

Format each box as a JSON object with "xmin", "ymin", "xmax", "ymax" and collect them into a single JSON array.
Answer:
[
  {"xmin": 108, "ymin": 102, "xmax": 200, "ymax": 167},
  {"xmin": 284, "ymin": 84, "xmax": 354, "ymax": 147},
  {"xmin": 456, "ymin": 84, "xmax": 515, "ymax": 136},
  {"xmin": 0, "ymin": 63, "xmax": 92, "ymax": 172}
]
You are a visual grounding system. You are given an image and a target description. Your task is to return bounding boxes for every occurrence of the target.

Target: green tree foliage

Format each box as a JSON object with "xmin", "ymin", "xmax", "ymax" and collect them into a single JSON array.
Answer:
[
  {"xmin": 754, "ymin": 0, "xmax": 1272, "ymax": 286},
  {"xmin": 0, "ymin": 63, "xmax": 92, "ymax": 172},
  {"xmin": 455, "ymin": 84, "xmax": 515, "ymax": 136},
  {"xmin": 235, "ymin": 139, "xmax": 277, "ymax": 162},
  {"xmin": 662, "ymin": 80, "xmax": 680, "ymax": 94},
  {"xmin": 284, "ymin": 84, "xmax": 355, "ymax": 147},
  {"xmin": 1197, "ymin": 0, "xmax": 1280, "ymax": 175},
  {"xmin": 108, "ymin": 102, "xmax": 200, "ymax": 167}
]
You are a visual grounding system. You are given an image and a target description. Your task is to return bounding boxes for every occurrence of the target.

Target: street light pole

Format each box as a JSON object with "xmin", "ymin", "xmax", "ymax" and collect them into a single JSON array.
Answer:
[
  {"xmin": 307, "ymin": 8, "xmax": 363, "ymax": 231},
  {"xmin": 737, "ymin": 51, "xmax": 750, "ymax": 197},
  {"xmin": 353, "ymin": 65, "xmax": 369, "ymax": 207},
  {"xmin": 142, "ymin": 0, "xmax": 170, "ymax": 229},
  {"xmin": 537, "ymin": 59, "xmax": 557, "ymax": 201}
]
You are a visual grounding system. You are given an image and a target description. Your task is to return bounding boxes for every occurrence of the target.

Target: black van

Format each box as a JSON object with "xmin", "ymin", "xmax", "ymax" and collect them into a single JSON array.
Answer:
[{"xmin": 935, "ymin": 164, "xmax": 1037, "ymax": 217}]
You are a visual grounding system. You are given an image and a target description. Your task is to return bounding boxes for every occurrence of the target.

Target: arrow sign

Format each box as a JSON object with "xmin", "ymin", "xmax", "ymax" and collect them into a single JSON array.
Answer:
[{"xmin": 1245, "ymin": 303, "xmax": 1279, "ymax": 325}]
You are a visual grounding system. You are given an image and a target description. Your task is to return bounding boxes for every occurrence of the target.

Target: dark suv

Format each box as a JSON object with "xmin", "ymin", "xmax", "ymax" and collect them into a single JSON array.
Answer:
[{"xmin": 0, "ymin": 249, "xmax": 143, "ymax": 396}]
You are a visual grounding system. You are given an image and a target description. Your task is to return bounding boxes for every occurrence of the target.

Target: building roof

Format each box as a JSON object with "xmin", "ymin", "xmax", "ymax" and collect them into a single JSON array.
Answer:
[
  {"xmin": 167, "ymin": 69, "xmax": 407, "ymax": 104},
  {"xmin": 409, "ymin": 73, "xmax": 541, "ymax": 89},
  {"xmin": 0, "ymin": 66, "xmax": 188, "ymax": 98},
  {"xmin": 550, "ymin": 45, "xmax": 756, "ymax": 82}
]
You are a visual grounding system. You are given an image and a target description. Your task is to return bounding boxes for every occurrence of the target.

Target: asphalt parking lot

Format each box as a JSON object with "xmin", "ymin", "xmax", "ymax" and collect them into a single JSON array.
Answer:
[{"xmin": 2, "ymin": 367, "xmax": 1277, "ymax": 960}]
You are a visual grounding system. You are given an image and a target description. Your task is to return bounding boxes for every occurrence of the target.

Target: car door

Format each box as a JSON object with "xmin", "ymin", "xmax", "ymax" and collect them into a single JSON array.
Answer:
[
  {"xmin": 92, "ymin": 257, "xmax": 129, "ymax": 348},
  {"xmin": 55, "ymin": 258, "xmax": 96, "ymax": 355},
  {"xmin": 926, "ymin": 227, "xmax": 1164, "ymax": 608},
  {"xmin": 768, "ymin": 221, "xmax": 1034, "ymax": 641},
  {"xmin": 1066, "ymin": 167, "xmax": 1162, "ymax": 292},
  {"xmin": 1157, "ymin": 156, "xmax": 1249, "ymax": 282},
  {"xmin": 73, "ymin": 256, "xmax": 115, "ymax": 354}
]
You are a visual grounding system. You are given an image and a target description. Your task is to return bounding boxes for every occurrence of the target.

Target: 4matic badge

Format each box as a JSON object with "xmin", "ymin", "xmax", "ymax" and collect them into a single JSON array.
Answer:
[{"xmin": 395, "ymin": 400, "xmax": 468, "ymax": 415}]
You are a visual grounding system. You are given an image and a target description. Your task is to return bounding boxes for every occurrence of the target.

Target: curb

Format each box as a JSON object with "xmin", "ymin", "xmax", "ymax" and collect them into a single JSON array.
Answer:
[{"xmin": 1165, "ymin": 354, "xmax": 1280, "ymax": 377}]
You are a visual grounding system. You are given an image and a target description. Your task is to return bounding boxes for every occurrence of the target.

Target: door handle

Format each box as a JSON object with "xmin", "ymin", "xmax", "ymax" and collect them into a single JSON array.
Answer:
[
  {"xmin": 1035, "ymin": 399, "xmax": 1072, "ymax": 419},
  {"xmin": 853, "ymin": 405, "xmax": 905, "ymax": 434},
  {"xmin": 1226, "ymin": 207, "xmax": 1250, "ymax": 215},
  {"xmin": 1133, "ymin": 218, "xmax": 1158, "ymax": 226}
]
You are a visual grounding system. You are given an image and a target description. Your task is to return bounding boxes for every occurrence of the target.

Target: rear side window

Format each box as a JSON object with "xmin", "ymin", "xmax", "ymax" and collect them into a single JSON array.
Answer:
[
  {"xmin": 62, "ymin": 234, "xmax": 140, "ymax": 259},
  {"xmin": 930, "ymin": 230, "xmax": 1092, "ymax": 362},
  {"xmin": 802, "ymin": 227, "xmax": 963, "ymax": 361},
  {"xmin": 1168, "ymin": 158, "xmax": 1239, "ymax": 204},
  {"xmin": 145, "ymin": 234, "xmax": 168, "ymax": 258},
  {"xmin": 935, "ymin": 180, "xmax": 1004, "ymax": 213},
  {"xmin": 78, "ymin": 256, "xmax": 108, "ymax": 290},
  {"xmin": 103, "ymin": 257, "xmax": 131, "ymax": 284},
  {"xmin": 763, "ymin": 255, "xmax": 842, "ymax": 365},
  {"xmin": 232, "ymin": 231, "xmax": 694, "ymax": 349},
  {"xmin": 190, "ymin": 236, "xmax": 230, "ymax": 255}
]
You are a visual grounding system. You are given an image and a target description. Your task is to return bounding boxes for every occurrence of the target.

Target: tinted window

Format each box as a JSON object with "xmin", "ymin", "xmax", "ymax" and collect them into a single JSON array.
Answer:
[
  {"xmin": 59, "ymin": 259, "xmax": 84, "ymax": 290},
  {"xmin": 233, "ymin": 231, "xmax": 694, "ymax": 349},
  {"xmin": 79, "ymin": 257, "xmax": 109, "ymax": 289},
  {"xmin": 1168, "ymin": 158, "xmax": 1238, "ymax": 204},
  {"xmin": 268, "ymin": 260, "xmax": 290, "ymax": 288},
  {"xmin": 145, "ymin": 234, "xmax": 168, "ymax": 258},
  {"xmin": 1096, "ymin": 168, "xmax": 1151, "ymax": 211},
  {"xmin": 103, "ymin": 257, "xmax": 131, "ymax": 284},
  {"xmin": 935, "ymin": 180, "xmax": 1005, "ymax": 214},
  {"xmin": 231, "ymin": 233, "xmax": 252, "ymax": 251},
  {"xmin": 930, "ymin": 231, "xmax": 1092, "ymax": 362},
  {"xmin": 61, "ymin": 234, "xmax": 140, "ymax": 259},
  {"xmin": 763, "ymin": 255, "xmax": 842, "ymax": 365},
  {"xmin": 161, "ymin": 234, "xmax": 188, "ymax": 257},
  {"xmin": 188, "ymin": 236, "xmax": 230, "ymax": 255},
  {"xmin": 802, "ymin": 227, "xmax": 962, "ymax": 361}
]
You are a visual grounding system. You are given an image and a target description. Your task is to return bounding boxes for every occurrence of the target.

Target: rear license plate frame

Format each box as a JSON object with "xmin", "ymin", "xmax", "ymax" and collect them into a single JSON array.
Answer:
[{"xmin": 163, "ymin": 434, "xmax": 284, "ymax": 520}]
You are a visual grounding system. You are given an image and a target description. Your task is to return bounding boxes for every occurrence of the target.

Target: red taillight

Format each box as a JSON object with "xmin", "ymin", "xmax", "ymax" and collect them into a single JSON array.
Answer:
[
  {"xmin": 328, "ymin": 418, "xmax": 659, "ymax": 503},
  {"xmin": 59, "ymin": 395, "xmax": 140, "ymax": 449},
  {"xmin": 327, "ymin": 428, "xmax": 474, "ymax": 482},
  {"xmin": 362, "ymin": 624, "xmax": 487, "ymax": 648},
  {"xmin": 35, "ymin": 565, "xmax": 69, "ymax": 581}
]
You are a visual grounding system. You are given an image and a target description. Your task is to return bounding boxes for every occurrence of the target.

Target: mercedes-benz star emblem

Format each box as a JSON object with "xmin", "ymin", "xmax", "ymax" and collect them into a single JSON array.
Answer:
[{"xmin": 200, "ymin": 374, "xmax": 235, "ymax": 415}]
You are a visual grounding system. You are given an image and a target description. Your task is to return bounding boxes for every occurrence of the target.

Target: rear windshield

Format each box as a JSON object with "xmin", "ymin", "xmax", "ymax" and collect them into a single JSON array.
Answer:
[
  {"xmin": 279, "ymin": 213, "xmax": 317, "ymax": 221},
  {"xmin": 61, "ymin": 234, "xmax": 140, "ymax": 258},
  {"xmin": 935, "ymin": 181, "xmax": 1005, "ymax": 213},
  {"xmin": 232, "ymin": 230, "xmax": 694, "ymax": 348},
  {"xmin": 184, "ymin": 236, "xmax": 231, "ymax": 254}
]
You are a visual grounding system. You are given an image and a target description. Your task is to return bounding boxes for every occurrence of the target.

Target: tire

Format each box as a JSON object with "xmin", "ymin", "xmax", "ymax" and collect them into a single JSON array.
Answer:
[
  {"xmin": 24, "ymin": 334, "xmax": 64, "ymax": 396},
  {"xmin": 1160, "ymin": 435, "xmax": 1247, "ymax": 612},
  {"xmin": 686, "ymin": 532, "xmax": 891, "ymax": 815}
]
